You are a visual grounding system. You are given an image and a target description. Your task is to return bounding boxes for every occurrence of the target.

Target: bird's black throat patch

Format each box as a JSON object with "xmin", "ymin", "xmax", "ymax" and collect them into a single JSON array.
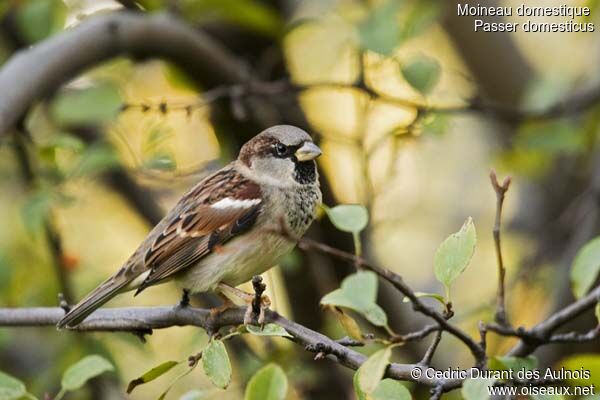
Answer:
[{"xmin": 293, "ymin": 160, "xmax": 317, "ymax": 184}]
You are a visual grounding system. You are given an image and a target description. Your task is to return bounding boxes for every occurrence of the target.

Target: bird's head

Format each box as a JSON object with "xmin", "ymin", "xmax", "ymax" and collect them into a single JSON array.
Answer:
[{"xmin": 238, "ymin": 125, "xmax": 321, "ymax": 186}]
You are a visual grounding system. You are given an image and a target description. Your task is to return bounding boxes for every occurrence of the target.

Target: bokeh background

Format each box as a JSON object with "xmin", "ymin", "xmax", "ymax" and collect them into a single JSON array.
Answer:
[{"xmin": 1, "ymin": 0, "xmax": 600, "ymax": 398}]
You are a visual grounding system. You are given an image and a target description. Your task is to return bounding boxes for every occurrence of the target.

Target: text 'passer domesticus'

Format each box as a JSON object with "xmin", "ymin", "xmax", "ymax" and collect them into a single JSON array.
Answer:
[{"xmin": 57, "ymin": 125, "xmax": 322, "ymax": 328}]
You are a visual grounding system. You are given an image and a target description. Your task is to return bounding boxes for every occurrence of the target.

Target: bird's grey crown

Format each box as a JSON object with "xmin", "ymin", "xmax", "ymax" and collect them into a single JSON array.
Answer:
[{"xmin": 262, "ymin": 125, "xmax": 313, "ymax": 146}]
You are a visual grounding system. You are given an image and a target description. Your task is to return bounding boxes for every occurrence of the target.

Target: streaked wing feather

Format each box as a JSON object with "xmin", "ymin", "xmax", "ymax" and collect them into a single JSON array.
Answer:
[
  {"xmin": 136, "ymin": 173, "xmax": 262, "ymax": 292},
  {"xmin": 58, "ymin": 164, "xmax": 262, "ymax": 328}
]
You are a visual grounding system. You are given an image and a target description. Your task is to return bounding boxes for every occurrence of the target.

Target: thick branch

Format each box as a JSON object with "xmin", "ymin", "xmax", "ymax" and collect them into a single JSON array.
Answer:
[
  {"xmin": 0, "ymin": 11, "xmax": 249, "ymax": 135},
  {"xmin": 0, "ymin": 306, "xmax": 460, "ymax": 389}
]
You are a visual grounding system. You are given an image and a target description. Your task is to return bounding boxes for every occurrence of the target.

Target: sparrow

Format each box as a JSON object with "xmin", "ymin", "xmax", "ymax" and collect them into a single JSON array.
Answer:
[{"xmin": 57, "ymin": 125, "xmax": 322, "ymax": 328}]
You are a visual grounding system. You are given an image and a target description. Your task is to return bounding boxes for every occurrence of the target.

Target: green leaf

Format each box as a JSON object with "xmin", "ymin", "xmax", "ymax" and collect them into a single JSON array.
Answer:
[
  {"xmin": 246, "ymin": 324, "xmax": 293, "ymax": 338},
  {"xmin": 71, "ymin": 144, "xmax": 120, "ymax": 177},
  {"xmin": 330, "ymin": 307, "xmax": 363, "ymax": 340},
  {"xmin": 244, "ymin": 363, "xmax": 288, "ymax": 400},
  {"xmin": 21, "ymin": 191, "xmax": 53, "ymax": 236},
  {"xmin": 202, "ymin": 340, "xmax": 232, "ymax": 389},
  {"xmin": 400, "ymin": 1, "xmax": 442, "ymax": 40},
  {"xmin": 461, "ymin": 377, "xmax": 495, "ymax": 400},
  {"xmin": 361, "ymin": 305, "xmax": 388, "ymax": 327},
  {"xmin": 516, "ymin": 120, "xmax": 584, "ymax": 154},
  {"xmin": 325, "ymin": 205, "xmax": 369, "ymax": 233},
  {"xmin": 353, "ymin": 372, "xmax": 367, "ymax": 400},
  {"xmin": 401, "ymin": 55, "xmax": 441, "ymax": 95},
  {"xmin": 157, "ymin": 366, "xmax": 197, "ymax": 400},
  {"xmin": 358, "ymin": 0, "xmax": 402, "ymax": 56},
  {"xmin": 434, "ymin": 217, "xmax": 477, "ymax": 297},
  {"xmin": 421, "ymin": 113, "xmax": 449, "ymax": 137},
  {"xmin": 570, "ymin": 236, "xmax": 600, "ymax": 298},
  {"xmin": 16, "ymin": 0, "xmax": 66, "ymax": 43},
  {"xmin": 47, "ymin": 133, "xmax": 86, "ymax": 153},
  {"xmin": 60, "ymin": 355, "xmax": 114, "ymax": 392},
  {"xmin": 142, "ymin": 127, "xmax": 173, "ymax": 155},
  {"xmin": 402, "ymin": 292, "xmax": 446, "ymax": 307},
  {"xmin": 372, "ymin": 379, "xmax": 411, "ymax": 400},
  {"xmin": 180, "ymin": 0, "xmax": 283, "ymax": 37},
  {"xmin": 560, "ymin": 354, "xmax": 600, "ymax": 387},
  {"xmin": 50, "ymin": 83, "xmax": 122, "ymax": 126},
  {"xmin": 0, "ymin": 371, "xmax": 27, "ymax": 400},
  {"xmin": 126, "ymin": 360, "xmax": 180, "ymax": 394},
  {"xmin": 143, "ymin": 153, "xmax": 177, "ymax": 171},
  {"xmin": 342, "ymin": 271, "xmax": 377, "ymax": 307},
  {"xmin": 489, "ymin": 355, "xmax": 537, "ymax": 372},
  {"xmin": 321, "ymin": 271, "xmax": 387, "ymax": 327},
  {"xmin": 356, "ymin": 347, "xmax": 392, "ymax": 394}
]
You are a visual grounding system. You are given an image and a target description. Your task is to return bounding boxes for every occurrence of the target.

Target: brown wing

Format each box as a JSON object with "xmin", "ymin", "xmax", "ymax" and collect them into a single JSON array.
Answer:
[
  {"xmin": 135, "ymin": 204, "xmax": 261, "ymax": 293},
  {"xmin": 56, "ymin": 165, "xmax": 261, "ymax": 329},
  {"xmin": 135, "ymin": 166, "xmax": 263, "ymax": 293}
]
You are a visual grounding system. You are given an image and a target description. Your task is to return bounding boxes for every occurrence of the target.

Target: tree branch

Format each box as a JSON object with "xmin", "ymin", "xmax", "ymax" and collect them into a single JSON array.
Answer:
[
  {"xmin": 0, "ymin": 11, "xmax": 249, "ymax": 136},
  {"xmin": 479, "ymin": 284, "xmax": 600, "ymax": 357},
  {"xmin": 296, "ymin": 236, "xmax": 487, "ymax": 364},
  {"xmin": 120, "ymin": 78, "xmax": 600, "ymax": 128},
  {"xmin": 0, "ymin": 306, "xmax": 460, "ymax": 389}
]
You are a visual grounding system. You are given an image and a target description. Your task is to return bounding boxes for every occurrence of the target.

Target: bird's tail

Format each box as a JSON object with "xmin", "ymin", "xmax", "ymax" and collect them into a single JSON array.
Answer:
[{"xmin": 56, "ymin": 276, "xmax": 129, "ymax": 329}]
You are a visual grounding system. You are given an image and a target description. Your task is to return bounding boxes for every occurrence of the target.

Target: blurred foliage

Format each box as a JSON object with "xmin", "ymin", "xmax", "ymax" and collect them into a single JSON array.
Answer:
[
  {"xmin": 1, "ymin": 0, "xmax": 600, "ymax": 399},
  {"xmin": 244, "ymin": 363, "xmax": 287, "ymax": 400},
  {"xmin": 15, "ymin": 0, "xmax": 66, "ymax": 43},
  {"xmin": 400, "ymin": 54, "xmax": 441, "ymax": 95},
  {"xmin": 489, "ymin": 355, "xmax": 538, "ymax": 372},
  {"xmin": 461, "ymin": 377, "xmax": 495, "ymax": 400},
  {"xmin": 50, "ymin": 83, "xmax": 122, "ymax": 127},
  {"xmin": 570, "ymin": 236, "xmax": 600, "ymax": 298},
  {"xmin": 560, "ymin": 354, "xmax": 600, "ymax": 388},
  {"xmin": 136, "ymin": 0, "xmax": 282, "ymax": 36}
]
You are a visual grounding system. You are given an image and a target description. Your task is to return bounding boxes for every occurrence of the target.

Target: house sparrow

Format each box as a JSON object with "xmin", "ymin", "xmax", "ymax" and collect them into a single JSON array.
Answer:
[{"xmin": 57, "ymin": 125, "xmax": 322, "ymax": 328}]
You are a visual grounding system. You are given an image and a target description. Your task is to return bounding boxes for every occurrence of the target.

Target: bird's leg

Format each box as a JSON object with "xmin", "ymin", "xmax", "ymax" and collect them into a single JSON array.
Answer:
[
  {"xmin": 217, "ymin": 279, "xmax": 271, "ymax": 325},
  {"xmin": 178, "ymin": 289, "xmax": 191, "ymax": 308},
  {"xmin": 209, "ymin": 293, "xmax": 235, "ymax": 318}
]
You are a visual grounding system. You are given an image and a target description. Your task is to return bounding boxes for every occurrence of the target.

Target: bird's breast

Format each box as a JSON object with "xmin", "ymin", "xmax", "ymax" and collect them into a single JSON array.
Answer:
[{"xmin": 276, "ymin": 184, "xmax": 322, "ymax": 236}]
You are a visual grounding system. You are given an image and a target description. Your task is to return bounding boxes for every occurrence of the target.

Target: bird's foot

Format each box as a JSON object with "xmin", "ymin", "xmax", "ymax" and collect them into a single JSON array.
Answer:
[
  {"xmin": 177, "ymin": 289, "xmax": 190, "ymax": 309},
  {"xmin": 243, "ymin": 293, "xmax": 271, "ymax": 326},
  {"xmin": 244, "ymin": 276, "xmax": 271, "ymax": 326},
  {"xmin": 216, "ymin": 278, "xmax": 271, "ymax": 326}
]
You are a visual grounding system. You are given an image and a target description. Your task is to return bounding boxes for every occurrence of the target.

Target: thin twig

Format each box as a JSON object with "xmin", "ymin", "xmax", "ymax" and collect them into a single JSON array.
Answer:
[
  {"xmin": 547, "ymin": 326, "xmax": 600, "ymax": 343},
  {"xmin": 119, "ymin": 78, "xmax": 600, "ymax": 127},
  {"xmin": 419, "ymin": 330, "xmax": 442, "ymax": 366},
  {"xmin": 392, "ymin": 324, "xmax": 440, "ymax": 344},
  {"xmin": 489, "ymin": 170, "xmax": 512, "ymax": 326}
]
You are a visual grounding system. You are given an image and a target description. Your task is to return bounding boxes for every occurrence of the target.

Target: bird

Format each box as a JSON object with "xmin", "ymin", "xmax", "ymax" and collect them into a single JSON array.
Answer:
[{"xmin": 57, "ymin": 125, "xmax": 322, "ymax": 328}]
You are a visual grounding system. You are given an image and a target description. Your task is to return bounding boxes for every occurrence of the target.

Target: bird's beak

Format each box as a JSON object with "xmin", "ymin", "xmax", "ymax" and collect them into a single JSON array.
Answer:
[{"xmin": 295, "ymin": 142, "xmax": 322, "ymax": 161}]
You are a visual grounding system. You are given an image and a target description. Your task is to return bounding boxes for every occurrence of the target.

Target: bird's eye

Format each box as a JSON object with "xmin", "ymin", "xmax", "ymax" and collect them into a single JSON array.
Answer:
[{"xmin": 274, "ymin": 143, "xmax": 287, "ymax": 157}]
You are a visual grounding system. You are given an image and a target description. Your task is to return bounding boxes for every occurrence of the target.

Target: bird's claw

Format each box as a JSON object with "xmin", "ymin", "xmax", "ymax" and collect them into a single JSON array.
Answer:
[{"xmin": 243, "ymin": 294, "xmax": 270, "ymax": 326}]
